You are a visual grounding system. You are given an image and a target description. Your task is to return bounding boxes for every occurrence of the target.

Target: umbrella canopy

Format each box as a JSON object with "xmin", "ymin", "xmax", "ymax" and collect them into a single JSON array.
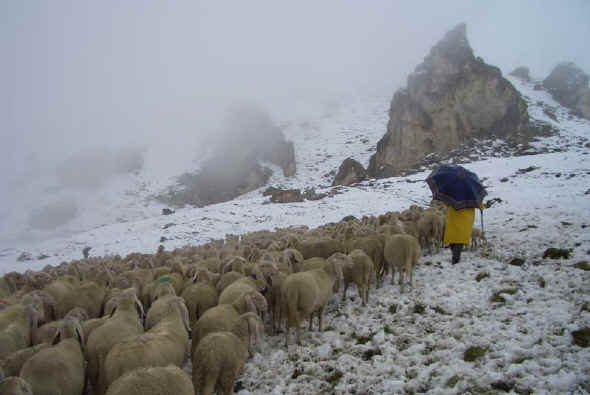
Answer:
[{"xmin": 426, "ymin": 165, "xmax": 487, "ymax": 210}]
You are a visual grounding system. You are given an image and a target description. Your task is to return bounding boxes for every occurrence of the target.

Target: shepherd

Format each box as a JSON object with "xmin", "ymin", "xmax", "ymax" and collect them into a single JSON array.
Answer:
[{"xmin": 426, "ymin": 165, "xmax": 487, "ymax": 264}]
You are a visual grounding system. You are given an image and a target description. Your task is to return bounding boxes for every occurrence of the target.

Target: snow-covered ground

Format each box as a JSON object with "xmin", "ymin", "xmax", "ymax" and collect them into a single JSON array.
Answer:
[{"xmin": 2, "ymin": 76, "xmax": 590, "ymax": 393}]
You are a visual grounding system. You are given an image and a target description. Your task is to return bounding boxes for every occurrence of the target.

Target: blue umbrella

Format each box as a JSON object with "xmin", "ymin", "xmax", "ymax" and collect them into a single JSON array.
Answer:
[{"xmin": 426, "ymin": 165, "xmax": 487, "ymax": 210}]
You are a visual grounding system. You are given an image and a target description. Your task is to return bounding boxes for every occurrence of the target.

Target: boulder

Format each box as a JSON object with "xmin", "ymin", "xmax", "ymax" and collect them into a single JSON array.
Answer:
[
  {"xmin": 367, "ymin": 23, "xmax": 534, "ymax": 178},
  {"xmin": 269, "ymin": 188, "xmax": 304, "ymax": 203},
  {"xmin": 509, "ymin": 66, "xmax": 531, "ymax": 82},
  {"xmin": 332, "ymin": 158, "xmax": 368, "ymax": 186},
  {"xmin": 543, "ymin": 62, "xmax": 590, "ymax": 120}
]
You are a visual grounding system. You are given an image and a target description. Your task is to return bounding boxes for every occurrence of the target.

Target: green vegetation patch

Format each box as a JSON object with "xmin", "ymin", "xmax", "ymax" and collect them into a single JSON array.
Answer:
[
  {"xmin": 542, "ymin": 247, "xmax": 572, "ymax": 259},
  {"xmin": 413, "ymin": 303, "xmax": 426, "ymax": 315},
  {"xmin": 572, "ymin": 328, "xmax": 590, "ymax": 348},
  {"xmin": 573, "ymin": 261, "xmax": 590, "ymax": 271},
  {"xmin": 476, "ymin": 272, "xmax": 490, "ymax": 282},
  {"xmin": 490, "ymin": 288, "xmax": 519, "ymax": 303},
  {"xmin": 463, "ymin": 346, "xmax": 488, "ymax": 362},
  {"xmin": 508, "ymin": 257, "xmax": 525, "ymax": 266},
  {"xmin": 445, "ymin": 375, "xmax": 462, "ymax": 388},
  {"xmin": 352, "ymin": 332, "xmax": 373, "ymax": 345}
]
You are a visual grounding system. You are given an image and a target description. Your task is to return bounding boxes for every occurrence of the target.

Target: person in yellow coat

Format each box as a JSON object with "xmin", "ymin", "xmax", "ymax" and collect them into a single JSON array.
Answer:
[{"xmin": 443, "ymin": 203, "xmax": 483, "ymax": 264}]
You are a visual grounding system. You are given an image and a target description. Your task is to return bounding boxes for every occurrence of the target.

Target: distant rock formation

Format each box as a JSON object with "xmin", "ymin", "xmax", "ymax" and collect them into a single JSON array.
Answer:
[
  {"xmin": 157, "ymin": 103, "xmax": 295, "ymax": 207},
  {"xmin": 368, "ymin": 24, "xmax": 534, "ymax": 178},
  {"xmin": 332, "ymin": 158, "xmax": 367, "ymax": 186},
  {"xmin": 543, "ymin": 62, "xmax": 590, "ymax": 120},
  {"xmin": 509, "ymin": 66, "xmax": 531, "ymax": 82}
]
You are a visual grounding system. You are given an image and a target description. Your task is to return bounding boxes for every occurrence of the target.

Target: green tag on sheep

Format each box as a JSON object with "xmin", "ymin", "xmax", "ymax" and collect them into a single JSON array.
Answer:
[{"xmin": 159, "ymin": 277, "xmax": 172, "ymax": 283}]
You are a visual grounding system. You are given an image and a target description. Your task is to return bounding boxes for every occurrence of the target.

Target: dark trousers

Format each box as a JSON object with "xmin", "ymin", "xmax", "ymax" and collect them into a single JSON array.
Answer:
[{"xmin": 450, "ymin": 243, "xmax": 463, "ymax": 264}]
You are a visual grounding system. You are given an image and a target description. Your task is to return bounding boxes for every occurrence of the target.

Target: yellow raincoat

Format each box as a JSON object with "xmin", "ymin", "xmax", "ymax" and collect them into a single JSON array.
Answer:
[{"xmin": 443, "ymin": 203, "xmax": 483, "ymax": 245}]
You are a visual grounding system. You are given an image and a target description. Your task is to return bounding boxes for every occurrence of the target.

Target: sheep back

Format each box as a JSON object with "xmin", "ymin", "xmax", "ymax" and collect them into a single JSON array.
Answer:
[{"xmin": 105, "ymin": 365, "xmax": 194, "ymax": 395}]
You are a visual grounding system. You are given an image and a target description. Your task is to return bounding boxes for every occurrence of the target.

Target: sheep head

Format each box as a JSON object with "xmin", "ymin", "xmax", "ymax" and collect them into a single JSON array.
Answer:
[
  {"xmin": 52, "ymin": 317, "xmax": 85, "ymax": 349},
  {"xmin": 236, "ymin": 290, "xmax": 267, "ymax": 316},
  {"xmin": 153, "ymin": 281, "xmax": 176, "ymax": 301},
  {"xmin": 165, "ymin": 297, "xmax": 191, "ymax": 334},
  {"xmin": 234, "ymin": 312, "xmax": 265, "ymax": 353}
]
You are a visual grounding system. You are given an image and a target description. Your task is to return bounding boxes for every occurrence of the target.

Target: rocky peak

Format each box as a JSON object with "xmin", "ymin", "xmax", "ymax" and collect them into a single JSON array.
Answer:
[
  {"xmin": 543, "ymin": 62, "xmax": 590, "ymax": 119},
  {"xmin": 368, "ymin": 24, "xmax": 534, "ymax": 178},
  {"xmin": 509, "ymin": 66, "xmax": 531, "ymax": 82}
]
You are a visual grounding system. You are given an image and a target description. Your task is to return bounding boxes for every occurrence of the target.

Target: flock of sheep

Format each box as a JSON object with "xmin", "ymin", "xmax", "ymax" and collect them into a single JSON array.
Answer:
[{"xmin": 0, "ymin": 203, "xmax": 483, "ymax": 395}]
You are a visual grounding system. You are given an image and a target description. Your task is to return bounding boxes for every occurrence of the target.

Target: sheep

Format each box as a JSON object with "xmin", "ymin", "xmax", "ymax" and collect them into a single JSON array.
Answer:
[
  {"xmin": 0, "ymin": 376, "xmax": 33, "ymax": 395},
  {"xmin": 383, "ymin": 234, "xmax": 421, "ymax": 292},
  {"xmin": 300, "ymin": 257, "xmax": 327, "ymax": 272},
  {"xmin": 45, "ymin": 278, "xmax": 107, "ymax": 319},
  {"xmin": 105, "ymin": 365, "xmax": 194, "ymax": 395},
  {"xmin": 191, "ymin": 290, "xmax": 267, "ymax": 356},
  {"xmin": 281, "ymin": 256, "xmax": 344, "ymax": 346},
  {"xmin": 471, "ymin": 227, "xmax": 484, "ymax": 251},
  {"xmin": 416, "ymin": 210, "xmax": 444, "ymax": 254},
  {"xmin": 180, "ymin": 270, "xmax": 219, "ymax": 325},
  {"xmin": 268, "ymin": 271, "xmax": 287, "ymax": 335},
  {"xmin": 343, "ymin": 235, "xmax": 385, "ymax": 288},
  {"xmin": 192, "ymin": 313, "xmax": 264, "ymax": 395},
  {"xmin": 218, "ymin": 275, "xmax": 268, "ymax": 306},
  {"xmin": 0, "ymin": 343, "xmax": 50, "ymax": 378},
  {"xmin": 279, "ymin": 248, "xmax": 304, "ymax": 273},
  {"xmin": 0, "ymin": 304, "xmax": 40, "ymax": 359},
  {"xmin": 103, "ymin": 297, "xmax": 190, "ymax": 390},
  {"xmin": 0, "ymin": 275, "xmax": 17, "ymax": 298},
  {"xmin": 215, "ymin": 271, "xmax": 245, "ymax": 295},
  {"xmin": 86, "ymin": 289, "xmax": 145, "ymax": 395},
  {"xmin": 145, "ymin": 282, "xmax": 178, "ymax": 330},
  {"xmin": 33, "ymin": 307, "xmax": 88, "ymax": 345},
  {"xmin": 20, "ymin": 317, "xmax": 85, "ymax": 395},
  {"xmin": 344, "ymin": 249, "xmax": 374, "ymax": 306},
  {"xmin": 295, "ymin": 238, "xmax": 343, "ymax": 260}
]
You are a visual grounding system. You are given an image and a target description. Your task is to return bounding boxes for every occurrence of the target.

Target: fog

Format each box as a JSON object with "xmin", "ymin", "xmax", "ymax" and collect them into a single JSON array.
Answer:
[{"xmin": 1, "ymin": 0, "xmax": 589, "ymax": 244}]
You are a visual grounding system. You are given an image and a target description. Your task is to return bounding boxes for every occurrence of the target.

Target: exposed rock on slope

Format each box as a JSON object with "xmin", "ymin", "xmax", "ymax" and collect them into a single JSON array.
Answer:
[
  {"xmin": 158, "ymin": 103, "xmax": 295, "ymax": 207},
  {"xmin": 509, "ymin": 66, "xmax": 531, "ymax": 82},
  {"xmin": 332, "ymin": 158, "xmax": 367, "ymax": 186},
  {"xmin": 543, "ymin": 62, "xmax": 590, "ymax": 120},
  {"xmin": 368, "ymin": 24, "xmax": 534, "ymax": 178}
]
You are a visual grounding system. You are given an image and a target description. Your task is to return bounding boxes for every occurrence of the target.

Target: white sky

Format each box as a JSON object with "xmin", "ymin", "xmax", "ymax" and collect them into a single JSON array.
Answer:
[{"xmin": 0, "ymin": 0, "xmax": 589, "ymax": 192}]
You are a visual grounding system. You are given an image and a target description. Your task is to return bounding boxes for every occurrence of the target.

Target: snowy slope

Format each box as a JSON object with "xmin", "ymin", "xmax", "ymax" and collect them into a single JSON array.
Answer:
[{"xmin": 1, "ymin": 76, "xmax": 590, "ymax": 393}]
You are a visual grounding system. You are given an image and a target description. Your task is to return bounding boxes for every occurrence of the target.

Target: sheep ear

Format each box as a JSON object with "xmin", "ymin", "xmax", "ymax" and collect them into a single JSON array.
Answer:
[
  {"xmin": 75, "ymin": 326, "xmax": 85, "ymax": 345},
  {"xmin": 52, "ymin": 329, "xmax": 62, "ymax": 345},
  {"xmin": 134, "ymin": 297, "xmax": 145, "ymax": 319},
  {"xmin": 110, "ymin": 305, "xmax": 118, "ymax": 318}
]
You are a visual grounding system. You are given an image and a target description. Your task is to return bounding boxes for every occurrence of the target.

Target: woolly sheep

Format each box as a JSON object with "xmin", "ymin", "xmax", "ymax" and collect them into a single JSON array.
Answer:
[
  {"xmin": 45, "ymin": 279, "xmax": 107, "ymax": 319},
  {"xmin": 105, "ymin": 365, "xmax": 194, "ymax": 395},
  {"xmin": 282, "ymin": 256, "xmax": 344, "ymax": 346},
  {"xmin": 33, "ymin": 307, "xmax": 88, "ymax": 345},
  {"xmin": 86, "ymin": 289, "xmax": 145, "ymax": 395},
  {"xmin": 192, "ymin": 313, "xmax": 264, "ymax": 395},
  {"xmin": 0, "ymin": 304, "xmax": 40, "ymax": 359},
  {"xmin": 383, "ymin": 234, "xmax": 421, "ymax": 292},
  {"xmin": 343, "ymin": 235, "xmax": 385, "ymax": 288},
  {"xmin": 180, "ymin": 271, "xmax": 219, "ymax": 325},
  {"xmin": 104, "ymin": 297, "xmax": 190, "ymax": 390},
  {"xmin": 0, "ymin": 343, "xmax": 50, "ymax": 378},
  {"xmin": 191, "ymin": 290, "xmax": 267, "ymax": 356},
  {"xmin": 416, "ymin": 210, "xmax": 444, "ymax": 254},
  {"xmin": 145, "ymin": 282, "xmax": 178, "ymax": 330},
  {"xmin": 20, "ymin": 317, "xmax": 85, "ymax": 395},
  {"xmin": 0, "ymin": 376, "xmax": 33, "ymax": 395},
  {"xmin": 218, "ymin": 275, "xmax": 268, "ymax": 306},
  {"xmin": 215, "ymin": 271, "xmax": 245, "ymax": 295},
  {"xmin": 345, "ymin": 249, "xmax": 374, "ymax": 306},
  {"xmin": 295, "ymin": 238, "xmax": 343, "ymax": 260}
]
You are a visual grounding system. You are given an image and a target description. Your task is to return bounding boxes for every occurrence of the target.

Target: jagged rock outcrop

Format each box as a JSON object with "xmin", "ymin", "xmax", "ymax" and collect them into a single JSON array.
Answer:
[
  {"xmin": 368, "ymin": 24, "xmax": 533, "ymax": 178},
  {"xmin": 543, "ymin": 62, "xmax": 590, "ymax": 120},
  {"xmin": 509, "ymin": 66, "xmax": 531, "ymax": 82},
  {"xmin": 332, "ymin": 158, "xmax": 367, "ymax": 186}
]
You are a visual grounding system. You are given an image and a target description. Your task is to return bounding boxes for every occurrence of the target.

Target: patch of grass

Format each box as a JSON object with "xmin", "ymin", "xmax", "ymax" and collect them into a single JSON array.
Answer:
[
  {"xmin": 388, "ymin": 304, "xmax": 398, "ymax": 314},
  {"xmin": 573, "ymin": 261, "xmax": 590, "ymax": 271},
  {"xmin": 543, "ymin": 247, "xmax": 572, "ymax": 259},
  {"xmin": 291, "ymin": 367, "xmax": 304, "ymax": 379},
  {"xmin": 432, "ymin": 305, "xmax": 450, "ymax": 315},
  {"xmin": 572, "ymin": 328, "xmax": 590, "ymax": 348},
  {"xmin": 445, "ymin": 375, "xmax": 462, "ymax": 388},
  {"xmin": 384, "ymin": 325, "xmax": 394, "ymax": 334},
  {"xmin": 491, "ymin": 381, "xmax": 514, "ymax": 392},
  {"xmin": 508, "ymin": 257, "xmax": 525, "ymax": 266},
  {"xmin": 413, "ymin": 303, "xmax": 426, "ymax": 314},
  {"xmin": 490, "ymin": 288, "xmax": 519, "ymax": 303},
  {"xmin": 362, "ymin": 348, "xmax": 382, "ymax": 361},
  {"xmin": 538, "ymin": 276, "xmax": 546, "ymax": 288},
  {"xmin": 463, "ymin": 346, "xmax": 488, "ymax": 362},
  {"xmin": 512, "ymin": 356, "xmax": 531, "ymax": 364},
  {"xmin": 352, "ymin": 332, "xmax": 373, "ymax": 345},
  {"xmin": 476, "ymin": 272, "xmax": 490, "ymax": 282},
  {"xmin": 326, "ymin": 369, "xmax": 343, "ymax": 386}
]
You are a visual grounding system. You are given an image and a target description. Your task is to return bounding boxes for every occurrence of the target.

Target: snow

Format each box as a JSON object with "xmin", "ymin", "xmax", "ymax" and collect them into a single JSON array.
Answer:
[{"xmin": 2, "ymin": 76, "xmax": 590, "ymax": 393}]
